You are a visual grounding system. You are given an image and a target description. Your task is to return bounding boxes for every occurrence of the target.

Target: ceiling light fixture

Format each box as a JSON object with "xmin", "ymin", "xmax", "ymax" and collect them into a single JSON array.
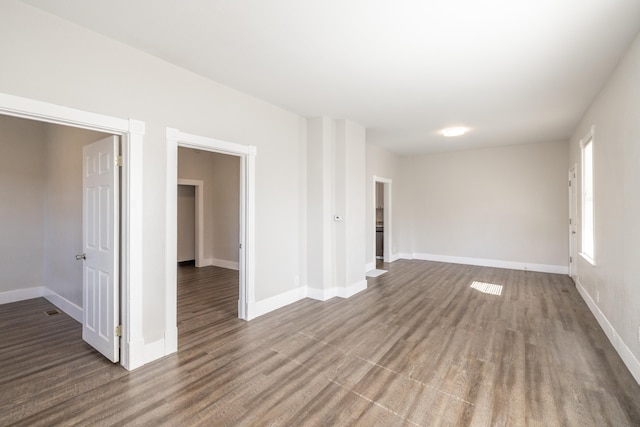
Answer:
[{"xmin": 442, "ymin": 127, "xmax": 468, "ymax": 137}]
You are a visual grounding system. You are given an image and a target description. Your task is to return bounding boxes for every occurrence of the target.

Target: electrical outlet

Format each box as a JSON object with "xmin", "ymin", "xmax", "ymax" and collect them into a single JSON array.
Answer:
[{"xmin": 596, "ymin": 291, "xmax": 600, "ymax": 304}]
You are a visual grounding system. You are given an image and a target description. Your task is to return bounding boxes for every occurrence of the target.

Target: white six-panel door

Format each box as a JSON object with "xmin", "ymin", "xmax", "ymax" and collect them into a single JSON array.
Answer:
[{"xmin": 82, "ymin": 136, "xmax": 120, "ymax": 362}]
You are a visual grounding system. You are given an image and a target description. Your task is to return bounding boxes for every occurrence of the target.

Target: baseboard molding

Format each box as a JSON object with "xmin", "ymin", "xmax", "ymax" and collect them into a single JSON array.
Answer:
[
  {"xmin": 202, "ymin": 257, "xmax": 239, "ymax": 271},
  {"xmin": 0, "ymin": 286, "xmax": 45, "ymax": 305},
  {"xmin": 308, "ymin": 278, "xmax": 368, "ymax": 301},
  {"xmin": 388, "ymin": 253, "xmax": 402, "ymax": 263},
  {"xmin": 43, "ymin": 289, "xmax": 83, "ymax": 323},
  {"xmin": 164, "ymin": 326, "xmax": 178, "ymax": 355},
  {"xmin": 336, "ymin": 279, "xmax": 367, "ymax": 298},
  {"xmin": 249, "ymin": 277, "xmax": 369, "ymax": 319},
  {"xmin": 576, "ymin": 279, "xmax": 640, "ymax": 385},
  {"xmin": 143, "ymin": 337, "xmax": 167, "ymax": 365},
  {"xmin": 307, "ymin": 286, "xmax": 336, "ymax": 301},
  {"xmin": 247, "ymin": 286, "xmax": 308, "ymax": 320},
  {"xmin": 125, "ymin": 339, "xmax": 146, "ymax": 371},
  {"xmin": 397, "ymin": 252, "xmax": 413, "ymax": 260},
  {"xmin": 412, "ymin": 252, "xmax": 568, "ymax": 274},
  {"xmin": 365, "ymin": 261, "xmax": 376, "ymax": 272}
]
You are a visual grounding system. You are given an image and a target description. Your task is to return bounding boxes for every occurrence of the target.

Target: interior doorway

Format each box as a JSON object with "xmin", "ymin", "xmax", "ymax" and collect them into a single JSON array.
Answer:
[
  {"xmin": 0, "ymin": 115, "xmax": 120, "ymax": 361},
  {"xmin": 373, "ymin": 176, "xmax": 392, "ymax": 264},
  {"xmin": 0, "ymin": 93, "xmax": 145, "ymax": 369},
  {"xmin": 165, "ymin": 127, "xmax": 257, "ymax": 353},
  {"xmin": 175, "ymin": 147, "xmax": 240, "ymax": 336}
]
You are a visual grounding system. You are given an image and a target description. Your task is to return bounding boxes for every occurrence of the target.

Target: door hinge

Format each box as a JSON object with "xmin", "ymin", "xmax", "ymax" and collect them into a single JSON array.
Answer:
[
  {"xmin": 115, "ymin": 325, "xmax": 122, "ymax": 337},
  {"xmin": 570, "ymin": 256, "xmax": 573, "ymax": 263},
  {"xmin": 115, "ymin": 156, "xmax": 123, "ymax": 167},
  {"xmin": 569, "ymin": 218, "xmax": 572, "ymax": 225},
  {"xmin": 569, "ymin": 180, "xmax": 572, "ymax": 187}
]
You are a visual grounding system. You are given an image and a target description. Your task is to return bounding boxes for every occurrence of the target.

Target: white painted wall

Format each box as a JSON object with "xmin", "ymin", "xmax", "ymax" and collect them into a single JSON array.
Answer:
[
  {"xmin": 569, "ymin": 32, "xmax": 640, "ymax": 382},
  {"xmin": 398, "ymin": 141, "xmax": 569, "ymax": 272},
  {"xmin": 178, "ymin": 147, "xmax": 240, "ymax": 267},
  {"xmin": 43, "ymin": 123, "xmax": 108, "ymax": 308},
  {"xmin": 0, "ymin": 2, "xmax": 307, "ymax": 345},
  {"xmin": 307, "ymin": 117, "xmax": 367, "ymax": 298},
  {"xmin": 335, "ymin": 120, "xmax": 366, "ymax": 293},
  {"xmin": 0, "ymin": 115, "xmax": 46, "ymax": 294},
  {"xmin": 306, "ymin": 117, "xmax": 334, "ymax": 294}
]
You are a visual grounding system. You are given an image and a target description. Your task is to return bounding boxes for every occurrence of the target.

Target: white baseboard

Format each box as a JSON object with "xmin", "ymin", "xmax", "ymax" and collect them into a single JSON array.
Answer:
[
  {"xmin": 0, "ymin": 286, "xmax": 45, "ymax": 305},
  {"xmin": 124, "ymin": 339, "xmax": 146, "ymax": 371},
  {"xmin": 164, "ymin": 326, "xmax": 178, "ymax": 355},
  {"xmin": 388, "ymin": 253, "xmax": 402, "ymax": 263},
  {"xmin": 397, "ymin": 252, "xmax": 413, "ymax": 260},
  {"xmin": 336, "ymin": 279, "xmax": 367, "ymax": 298},
  {"xmin": 308, "ymin": 279, "xmax": 368, "ymax": 301},
  {"xmin": 143, "ymin": 337, "xmax": 167, "ymax": 365},
  {"xmin": 247, "ymin": 286, "xmax": 308, "ymax": 320},
  {"xmin": 43, "ymin": 289, "xmax": 83, "ymax": 323},
  {"xmin": 365, "ymin": 261, "xmax": 376, "ymax": 272},
  {"xmin": 412, "ymin": 252, "xmax": 568, "ymax": 274},
  {"xmin": 202, "ymin": 257, "xmax": 239, "ymax": 271},
  {"xmin": 307, "ymin": 286, "xmax": 336, "ymax": 301},
  {"xmin": 576, "ymin": 279, "xmax": 640, "ymax": 385}
]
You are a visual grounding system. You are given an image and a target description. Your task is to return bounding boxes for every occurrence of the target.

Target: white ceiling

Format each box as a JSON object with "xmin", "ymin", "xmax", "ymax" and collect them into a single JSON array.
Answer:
[{"xmin": 18, "ymin": 0, "xmax": 640, "ymax": 155}]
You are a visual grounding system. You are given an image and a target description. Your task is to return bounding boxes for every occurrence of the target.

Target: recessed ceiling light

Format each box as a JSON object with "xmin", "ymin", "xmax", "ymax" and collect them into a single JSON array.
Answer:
[{"xmin": 442, "ymin": 127, "xmax": 469, "ymax": 137}]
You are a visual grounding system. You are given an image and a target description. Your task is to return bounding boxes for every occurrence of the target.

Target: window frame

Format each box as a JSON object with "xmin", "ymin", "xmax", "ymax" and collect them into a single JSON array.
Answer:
[{"xmin": 580, "ymin": 126, "xmax": 595, "ymax": 265}]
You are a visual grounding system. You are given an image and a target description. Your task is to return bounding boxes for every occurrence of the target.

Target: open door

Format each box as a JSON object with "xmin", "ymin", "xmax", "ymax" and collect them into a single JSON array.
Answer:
[{"xmin": 81, "ymin": 136, "xmax": 120, "ymax": 362}]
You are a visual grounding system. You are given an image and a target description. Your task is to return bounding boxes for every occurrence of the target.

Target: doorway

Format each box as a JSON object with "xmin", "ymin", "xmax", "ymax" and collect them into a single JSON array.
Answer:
[
  {"xmin": 373, "ymin": 176, "xmax": 392, "ymax": 264},
  {"xmin": 0, "ymin": 92, "xmax": 145, "ymax": 370},
  {"xmin": 165, "ymin": 127, "xmax": 257, "ymax": 353},
  {"xmin": 177, "ymin": 179, "xmax": 204, "ymax": 266}
]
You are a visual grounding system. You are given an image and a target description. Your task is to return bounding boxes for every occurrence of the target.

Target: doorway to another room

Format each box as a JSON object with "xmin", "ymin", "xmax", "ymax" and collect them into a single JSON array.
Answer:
[
  {"xmin": 0, "ymin": 105, "xmax": 142, "ymax": 368},
  {"xmin": 176, "ymin": 148, "xmax": 241, "ymax": 340},
  {"xmin": 165, "ymin": 127, "xmax": 257, "ymax": 355},
  {"xmin": 373, "ymin": 176, "xmax": 392, "ymax": 267}
]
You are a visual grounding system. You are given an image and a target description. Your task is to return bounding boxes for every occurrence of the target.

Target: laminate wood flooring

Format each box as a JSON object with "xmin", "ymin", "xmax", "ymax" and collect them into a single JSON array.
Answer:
[{"xmin": 1, "ymin": 260, "xmax": 639, "ymax": 426}]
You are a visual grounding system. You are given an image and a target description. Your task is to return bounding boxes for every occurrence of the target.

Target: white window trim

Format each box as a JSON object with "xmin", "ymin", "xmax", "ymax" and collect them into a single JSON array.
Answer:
[{"xmin": 579, "ymin": 126, "xmax": 596, "ymax": 266}]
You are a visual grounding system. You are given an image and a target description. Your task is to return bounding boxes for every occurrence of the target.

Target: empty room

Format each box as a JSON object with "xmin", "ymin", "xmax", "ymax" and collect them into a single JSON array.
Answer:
[{"xmin": 1, "ymin": 0, "xmax": 639, "ymax": 425}]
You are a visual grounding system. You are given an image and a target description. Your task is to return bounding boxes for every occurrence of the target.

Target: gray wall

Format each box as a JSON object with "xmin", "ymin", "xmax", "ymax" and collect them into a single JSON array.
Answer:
[
  {"xmin": 43, "ymin": 124, "xmax": 108, "ymax": 307},
  {"xmin": 178, "ymin": 147, "xmax": 240, "ymax": 267},
  {"xmin": 0, "ymin": 114, "xmax": 106, "ymax": 308},
  {"xmin": 402, "ymin": 141, "xmax": 569, "ymax": 269},
  {"xmin": 366, "ymin": 140, "xmax": 569, "ymax": 271},
  {"xmin": 569, "ymin": 31, "xmax": 640, "ymax": 379},
  {"xmin": 0, "ymin": 115, "xmax": 46, "ymax": 293}
]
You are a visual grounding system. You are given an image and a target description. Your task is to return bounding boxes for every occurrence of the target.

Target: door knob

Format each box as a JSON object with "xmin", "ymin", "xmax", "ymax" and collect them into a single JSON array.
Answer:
[{"xmin": 76, "ymin": 253, "xmax": 86, "ymax": 260}]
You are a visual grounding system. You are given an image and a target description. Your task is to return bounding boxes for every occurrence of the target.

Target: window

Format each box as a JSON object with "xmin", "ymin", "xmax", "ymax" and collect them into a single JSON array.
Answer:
[{"xmin": 581, "ymin": 128, "xmax": 595, "ymax": 264}]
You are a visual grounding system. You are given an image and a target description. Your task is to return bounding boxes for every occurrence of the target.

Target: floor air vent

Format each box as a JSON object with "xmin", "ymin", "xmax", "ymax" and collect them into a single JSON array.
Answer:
[{"xmin": 44, "ymin": 309, "xmax": 61, "ymax": 316}]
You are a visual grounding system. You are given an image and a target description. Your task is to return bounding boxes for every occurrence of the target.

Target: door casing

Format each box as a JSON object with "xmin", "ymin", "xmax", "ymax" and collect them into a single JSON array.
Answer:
[
  {"xmin": 0, "ymin": 92, "xmax": 145, "ymax": 370},
  {"xmin": 165, "ymin": 127, "xmax": 256, "ymax": 354},
  {"xmin": 569, "ymin": 164, "xmax": 578, "ymax": 278}
]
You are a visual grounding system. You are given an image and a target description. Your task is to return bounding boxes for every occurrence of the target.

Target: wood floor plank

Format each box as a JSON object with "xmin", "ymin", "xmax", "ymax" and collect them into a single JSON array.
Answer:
[{"xmin": 2, "ymin": 260, "xmax": 640, "ymax": 426}]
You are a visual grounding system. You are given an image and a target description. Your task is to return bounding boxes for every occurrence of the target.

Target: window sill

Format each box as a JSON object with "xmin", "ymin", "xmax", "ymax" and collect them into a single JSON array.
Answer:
[{"xmin": 579, "ymin": 252, "xmax": 596, "ymax": 266}]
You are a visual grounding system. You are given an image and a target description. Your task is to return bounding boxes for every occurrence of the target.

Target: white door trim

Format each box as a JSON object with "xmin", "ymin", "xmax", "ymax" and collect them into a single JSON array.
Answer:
[
  {"xmin": 177, "ymin": 179, "xmax": 205, "ymax": 267},
  {"xmin": 569, "ymin": 164, "xmax": 578, "ymax": 279},
  {"xmin": 166, "ymin": 128, "xmax": 256, "ymax": 348},
  {"xmin": 0, "ymin": 92, "xmax": 145, "ymax": 371},
  {"xmin": 373, "ymin": 176, "xmax": 393, "ymax": 264}
]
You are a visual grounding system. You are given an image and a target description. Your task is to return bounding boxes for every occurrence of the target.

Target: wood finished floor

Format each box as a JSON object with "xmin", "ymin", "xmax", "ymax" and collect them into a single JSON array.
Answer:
[{"xmin": 1, "ymin": 260, "xmax": 639, "ymax": 426}]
